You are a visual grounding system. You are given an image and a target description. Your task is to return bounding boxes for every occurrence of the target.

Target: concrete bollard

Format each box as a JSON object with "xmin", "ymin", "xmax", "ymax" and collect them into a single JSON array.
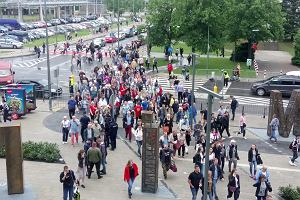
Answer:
[{"xmin": 263, "ymin": 70, "xmax": 266, "ymax": 79}]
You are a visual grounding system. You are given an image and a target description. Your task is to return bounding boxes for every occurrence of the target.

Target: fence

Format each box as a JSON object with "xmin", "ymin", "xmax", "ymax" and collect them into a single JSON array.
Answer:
[{"xmin": 51, "ymin": 94, "xmax": 70, "ymax": 112}]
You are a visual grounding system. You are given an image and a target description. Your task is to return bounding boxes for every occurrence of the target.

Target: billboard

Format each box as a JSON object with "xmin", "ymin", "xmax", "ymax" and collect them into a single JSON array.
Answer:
[{"xmin": 5, "ymin": 88, "xmax": 26, "ymax": 116}]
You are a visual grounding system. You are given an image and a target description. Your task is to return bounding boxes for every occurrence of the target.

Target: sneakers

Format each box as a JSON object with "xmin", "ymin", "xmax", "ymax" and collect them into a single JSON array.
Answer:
[
  {"xmin": 289, "ymin": 160, "xmax": 297, "ymax": 166},
  {"xmin": 228, "ymin": 136, "xmax": 233, "ymax": 138},
  {"xmin": 243, "ymin": 137, "xmax": 247, "ymax": 140}
]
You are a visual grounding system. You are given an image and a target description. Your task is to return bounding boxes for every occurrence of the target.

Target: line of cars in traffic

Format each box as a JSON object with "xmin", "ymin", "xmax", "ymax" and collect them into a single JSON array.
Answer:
[{"xmin": 0, "ymin": 15, "xmax": 129, "ymax": 49}]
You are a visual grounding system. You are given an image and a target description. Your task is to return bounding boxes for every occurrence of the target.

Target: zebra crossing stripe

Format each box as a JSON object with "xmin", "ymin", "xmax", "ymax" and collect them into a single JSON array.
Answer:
[{"xmin": 223, "ymin": 95, "xmax": 289, "ymax": 107}]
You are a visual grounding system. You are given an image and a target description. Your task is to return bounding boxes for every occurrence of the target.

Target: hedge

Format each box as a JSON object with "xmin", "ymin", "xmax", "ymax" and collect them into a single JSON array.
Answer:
[
  {"xmin": 0, "ymin": 141, "xmax": 61, "ymax": 163},
  {"xmin": 279, "ymin": 185, "xmax": 300, "ymax": 200}
]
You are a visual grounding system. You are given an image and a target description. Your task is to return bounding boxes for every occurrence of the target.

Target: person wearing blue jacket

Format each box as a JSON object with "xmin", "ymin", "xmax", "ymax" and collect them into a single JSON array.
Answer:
[
  {"xmin": 188, "ymin": 103, "xmax": 197, "ymax": 126},
  {"xmin": 255, "ymin": 166, "xmax": 270, "ymax": 183}
]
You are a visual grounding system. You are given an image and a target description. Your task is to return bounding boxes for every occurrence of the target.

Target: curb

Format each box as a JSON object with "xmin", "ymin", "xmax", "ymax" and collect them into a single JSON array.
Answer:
[{"xmin": 0, "ymin": 51, "xmax": 35, "ymax": 59}]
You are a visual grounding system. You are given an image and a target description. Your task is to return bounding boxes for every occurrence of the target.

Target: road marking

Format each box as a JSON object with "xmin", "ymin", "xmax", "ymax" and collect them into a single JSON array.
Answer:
[
  {"xmin": 228, "ymin": 88, "xmax": 251, "ymax": 91},
  {"xmin": 219, "ymin": 82, "xmax": 231, "ymax": 95}
]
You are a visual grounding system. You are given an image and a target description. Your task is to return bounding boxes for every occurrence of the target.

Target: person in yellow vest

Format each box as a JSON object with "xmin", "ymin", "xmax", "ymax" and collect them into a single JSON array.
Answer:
[
  {"xmin": 223, "ymin": 71, "xmax": 230, "ymax": 87},
  {"xmin": 69, "ymin": 74, "xmax": 75, "ymax": 96}
]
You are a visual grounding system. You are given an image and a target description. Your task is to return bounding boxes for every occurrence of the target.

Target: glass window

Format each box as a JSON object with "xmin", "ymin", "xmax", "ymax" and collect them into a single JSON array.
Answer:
[
  {"xmin": 295, "ymin": 81, "xmax": 300, "ymax": 86},
  {"xmin": 281, "ymin": 80, "xmax": 294, "ymax": 85},
  {"xmin": 269, "ymin": 80, "xmax": 280, "ymax": 84}
]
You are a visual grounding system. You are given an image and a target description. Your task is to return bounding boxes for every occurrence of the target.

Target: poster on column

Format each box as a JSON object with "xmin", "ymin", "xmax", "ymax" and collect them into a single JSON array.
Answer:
[{"xmin": 5, "ymin": 88, "xmax": 26, "ymax": 117}]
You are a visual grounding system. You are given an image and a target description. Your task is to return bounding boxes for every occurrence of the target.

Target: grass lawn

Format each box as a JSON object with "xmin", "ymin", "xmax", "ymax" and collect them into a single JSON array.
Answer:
[
  {"xmin": 25, "ymin": 29, "xmax": 92, "ymax": 48},
  {"xmin": 278, "ymin": 41, "xmax": 294, "ymax": 56},
  {"xmin": 173, "ymin": 57, "xmax": 256, "ymax": 78}
]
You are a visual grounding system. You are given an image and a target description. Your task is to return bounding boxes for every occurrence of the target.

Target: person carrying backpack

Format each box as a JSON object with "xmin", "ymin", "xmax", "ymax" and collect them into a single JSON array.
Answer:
[
  {"xmin": 289, "ymin": 136, "xmax": 300, "ymax": 166},
  {"xmin": 160, "ymin": 144, "xmax": 173, "ymax": 179},
  {"xmin": 60, "ymin": 165, "xmax": 76, "ymax": 200}
]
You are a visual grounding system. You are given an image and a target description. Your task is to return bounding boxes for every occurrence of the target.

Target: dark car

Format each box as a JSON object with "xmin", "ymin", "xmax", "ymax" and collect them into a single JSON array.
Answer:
[
  {"xmin": 251, "ymin": 75, "xmax": 300, "ymax": 96},
  {"xmin": 8, "ymin": 30, "xmax": 29, "ymax": 42},
  {"xmin": 16, "ymin": 79, "xmax": 62, "ymax": 99},
  {"xmin": 121, "ymin": 28, "xmax": 134, "ymax": 38}
]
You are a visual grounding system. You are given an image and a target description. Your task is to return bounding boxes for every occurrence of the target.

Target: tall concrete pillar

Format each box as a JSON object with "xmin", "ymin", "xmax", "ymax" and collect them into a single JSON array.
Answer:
[
  {"xmin": 39, "ymin": 2, "xmax": 44, "ymax": 21},
  {"xmin": 86, "ymin": 2, "xmax": 89, "ymax": 17},
  {"xmin": 53, "ymin": 7, "xmax": 56, "ymax": 18},
  {"xmin": 73, "ymin": 5, "xmax": 76, "ymax": 16},
  {"xmin": 57, "ymin": 6, "xmax": 61, "ymax": 19},
  {"xmin": 18, "ymin": 5, "xmax": 22, "ymax": 22}
]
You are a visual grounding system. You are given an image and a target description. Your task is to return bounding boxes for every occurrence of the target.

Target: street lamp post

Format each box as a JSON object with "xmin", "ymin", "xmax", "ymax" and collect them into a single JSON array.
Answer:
[
  {"xmin": 117, "ymin": 0, "xmax": 120, "ymax": 52},
  {"xmin": 199, "ymin": 87, "xmax": 223, "ymax": 200},
  {"xmin": 206, "ymin": 26, "xmax": 210, "ymax": 78},
  {"xmin": 190, "ymin": 53, "xmax": 196, "ymax": 128},
  {"xmin": 44, "ymin": 0, "xmax": 52, "ymax": 111}
]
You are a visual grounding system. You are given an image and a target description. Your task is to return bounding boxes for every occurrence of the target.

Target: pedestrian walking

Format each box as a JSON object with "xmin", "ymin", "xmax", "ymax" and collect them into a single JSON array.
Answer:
[
  {"xmin": 188, "ymin": 164, "xmax": 203, "ymax": 200},
  {"xmin": 152, "ymin": 57, "xmax": 158, "ymax": 73},
  {"xmin": 255, "ymin": 166, "xmax": 270, "ymax": 183},
  {"xmin": 230, "ymin": 96, "xmax": 238, "ymax": 120},
  {"xmin": 69, "ymin": 116, "xmax": 80, "ymax": 146},
  {"xmin": 227, "ymin": 169, "xmax": 240, "ymax": 200},
  {"xmin": 42, "ymin": 42, "xmax": 46, "ymax": 54},
  {"xmin": 77, "ymin": 54, "xmax": 82, "ymax": 69},
  {"xmin": 220, "ymin": 111, "xmax": 231, "ymax": 138},
  {"xmin": 83, "ymin": 123, "xmax": 94, "ymax": 142},
  {"xmin": 87, "ymin": 142, "xmax": 103, "ymax": 179},
  {"xmin": 269, "ymin": 114, "xmax": 279, "ymax": 143},
  {"xmin": 123, "ymin": 160, "xmax": 139, "ymax": 199},
  {"xmin": 238, "ymin": 113, "xmax": 247, "ymax": 139},
  {"xmin": 61, "ymin": 116, "xmax": 70, "ymax": 144},
  {"xmin": 253, "ymin": 175, "xmax": 273, "ymax": 200},
  {"xmin": 37, "ymin": 47, "xmax": 41, "ymax": 58},
  {"xmin": 2, "ymin": 101, "xmax": 11, "ymax": 122},
  {"xmin": 226, "ymin": 139, "xmax": 239, "ymax": 173},
  {"xmin": 59, "ymin": 165, "xmax": 76, "ymax": 200},
  {"xmin": 187, "ymin": 54, "xmax": 192, "ymax": 65},
  {"xmin": 68, "ymin": 96, "xmax": 77, "ymax": 119},
  {"xmin": 133, "ymin": 124, "xmax": 143, "ymax": 157},
  {"xmin": 123, "ymin": 110, "xmax": 134, "ymax": 142},
  {"xmin": 289, "ymin": 136, "xmax": 299, "ymax": 166},
  {"xmin": 76, "ymin": 149, "xmax": 87, "ymax": 188},
  {"xmin": 224, "ymin": 71, "xmax": 230, "ymax": 87},
  {"xmin": 160, "ymin": 144, "xmax": 173, "ymax": 179},
  {"xmin": 80, "ymin": 112, "xmax": 91, "ymax": 143},
  {"xmin": 248, "ymin": 144, "xmax": 259, "ymax": 179},
  {"xmin": 180, "ymin": 47, "xmax": 184, "ymax": 57},
  {"xmin": 209, "ymin": 158, "xmax": 224, "ymax": 200}
]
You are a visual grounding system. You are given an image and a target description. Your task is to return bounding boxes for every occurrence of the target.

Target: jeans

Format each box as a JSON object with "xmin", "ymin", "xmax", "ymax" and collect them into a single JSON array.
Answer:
[
  {"xmin": 125, "ymin": 126, "xmax": 132, "ymax": 141},
  {"xmin": 291, "ymin": 150, "xmax": 299, "ymax": 163},
  {"xmin": 128, "ymin": 178, "xmax": 134, "ymax": 195},
  {"xmin": 228, "ymin": 158, "xmax": 237, "ymax": 172},
  {"xmin": 240, "ymin": 126, "xmax": 246, "ymax": 137},
  {"xmin": 249, "ymin": 161, "xmax": 257, "ymax": 176},
  {"xmin": 191, "ymin": 187, "xmax": 199, "ymax": 200},
  {"xmin": 227, "ymin": 188, "xmax": 240, "ymax": 200},
  {"xmin": 62, "ymin": 128, "xmax": 69, "ymax": 142},
  {"xmin": 136, "ymin": 140, "xmax": 142, "ymax": 156},
  {"xmin": 63, "ymin": 186, "xmax": 73, "ymax": 200},
  {"xmin": 231, "ymin": 108, "xmax": 236, "ymax": 120},
  {"xmin": 270, "ymin": 129, "xmax": 277, "ymax": 142},
  {"xmin": 178, "ymin": 144, "xmax": 185, "ymax": 157},
  {"xmin": 212, "ymin": 179, "xmax": 218, "ymax": 199},
  {"xmin": 88, "ymin": 161, "xmax": 101, "ymax": 177},
  {"xmin": 69, "ymin": 108, "xmax": 75, "ymax": 119},
  {"xmin": 101, "ymin": 157, "xmax": 106, "ymax": 173}
]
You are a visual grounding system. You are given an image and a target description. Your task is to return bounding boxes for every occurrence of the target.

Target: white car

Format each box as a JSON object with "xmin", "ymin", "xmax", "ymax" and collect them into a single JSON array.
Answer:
[
  {"xmin": 0, "ymin": 38, "xmax": 23, "ymax": 49},
  {"xmin": 286, "ymin": 71, "xmax": 300, "ymax": 76}
]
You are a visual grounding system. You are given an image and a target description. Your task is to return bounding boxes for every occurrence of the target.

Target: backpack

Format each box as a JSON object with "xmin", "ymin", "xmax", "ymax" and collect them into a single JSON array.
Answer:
[{"xmin": 289, "ymin": 141, "xmax": 294, "ymax": 149}]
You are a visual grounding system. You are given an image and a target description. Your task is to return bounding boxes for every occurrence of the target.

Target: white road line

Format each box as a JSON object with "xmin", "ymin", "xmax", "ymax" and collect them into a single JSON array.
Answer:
[{"xmin": 219, "ymin": 82, "xmax": 232, "ymax": 95}]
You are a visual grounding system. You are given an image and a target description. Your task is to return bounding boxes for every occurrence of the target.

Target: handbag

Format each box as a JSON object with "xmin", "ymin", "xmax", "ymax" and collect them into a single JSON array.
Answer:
[
  {"xmin": 257, "ymin": 154, "xmax": 263, "ymax": 165},
  {"xmin": 170, "ymin": 160, "xmax": 177, "ymax": 172},
  {"xmin": 229, "ymin": 186, "xmax": 236, "ymax": 193},
  {"xmin": 243, "ymin": 123, "xmax": 246, "ymax": 128}
]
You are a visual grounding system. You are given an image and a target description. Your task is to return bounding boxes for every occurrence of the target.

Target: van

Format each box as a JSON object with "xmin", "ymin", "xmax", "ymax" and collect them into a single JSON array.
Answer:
[
  {"xmin": 251, "ymin": 75, "xmax": 300, "ymax": 96},
  {"xmin": 0, "ymin": 61, "xmax": 15, "ymax": 85},
  {"xmin": 8, "ymin": 30, "xmax": 28, "ymax": 42},
  {"xmin": 0, "ymin": 19, "xmax": 21, "ymax": 30}
]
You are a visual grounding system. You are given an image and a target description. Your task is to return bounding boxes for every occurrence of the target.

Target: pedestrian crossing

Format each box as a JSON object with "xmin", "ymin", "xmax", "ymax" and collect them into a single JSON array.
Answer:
[
  {"xmin": 13, "ymin": 55, "xmax": 60, "ymax": 68},
  {"xmin": 222, "ymin": 95, "xmax": 289, "ymax": 107},
  {"xmin": 156, "ymin": 75, "xmax": 206, "ymax": 95}
]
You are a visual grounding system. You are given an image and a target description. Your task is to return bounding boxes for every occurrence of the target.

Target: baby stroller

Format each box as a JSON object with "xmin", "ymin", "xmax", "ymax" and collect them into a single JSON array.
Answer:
[{"xmin": 230, "ymin": 68, "xmax": 240, "ymax": 82}]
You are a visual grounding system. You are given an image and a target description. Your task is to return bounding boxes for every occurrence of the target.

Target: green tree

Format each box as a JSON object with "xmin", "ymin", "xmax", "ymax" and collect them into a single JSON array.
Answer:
[
  {"xmin": 282, "ymin": 0, "xmax": 300, "ymax": 41},
  {"xmin": 146, "ymin": 0, "xmax": 179, "ymax": 48},
  {"xmin": 105, "ymin": 0, "xmax": 145, "ymax": 14},
  {"xmin": 177, "ymin": 0, "xmax": 229, "ymax": 53},
  {"xmin": 226, "ymin": 0, "xmax": 284, "ymax": 59},
  {"xmin": 292, "ymin": 29, "xmax": 300, "ymax": 66}
]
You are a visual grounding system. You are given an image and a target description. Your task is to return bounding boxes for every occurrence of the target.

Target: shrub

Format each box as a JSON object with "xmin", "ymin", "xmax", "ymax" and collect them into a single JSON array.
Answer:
[
  {"xmin": 0, "ymin": 141, "xmax": 61, "ymax": 163},
  {"xmin": 292, "ymin": 57, "xmax": 300, "ymax": 66},
  {"xmin": 230, "ymin": 42, "xmax": 255, "ymax": 62},
  {"xmin": 279, "ymin": 185, "xmax": 300, "ymax": 200},
  {"xmin": 292, "ymin": 30, "xmax": 300, "ymax": 67}
]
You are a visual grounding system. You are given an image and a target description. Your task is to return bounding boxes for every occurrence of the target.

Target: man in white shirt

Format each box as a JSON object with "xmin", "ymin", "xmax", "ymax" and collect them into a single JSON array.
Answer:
[{"xmin": 61, "ymin": 116, "xmax": 70, "ymax": 144}]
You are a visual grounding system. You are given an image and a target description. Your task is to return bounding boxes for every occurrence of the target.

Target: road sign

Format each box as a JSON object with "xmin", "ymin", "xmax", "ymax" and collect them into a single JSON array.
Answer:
[{"xmin": 247, "ymin": 59, "xmax": 252, "ymax": 67}]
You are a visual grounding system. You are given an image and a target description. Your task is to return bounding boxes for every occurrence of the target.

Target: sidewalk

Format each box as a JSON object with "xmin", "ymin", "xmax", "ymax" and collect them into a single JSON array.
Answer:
[{"xmin": 0, "ymin": 22, "xmax": 141, "ymax": 59}]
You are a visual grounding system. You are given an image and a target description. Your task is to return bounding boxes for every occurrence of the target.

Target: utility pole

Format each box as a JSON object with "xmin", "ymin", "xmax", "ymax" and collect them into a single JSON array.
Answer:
[
  {"xmin": 190, "ymin": 53, "xmax": 196, "ymax": 127},
  {"xmin": 44, "ymin": 0, "xmax": 52, "ymax": 111},
  {"xmin": 117, "ymin": 0, "xmax": 120, "ymax": 52},
  {"xmin": 206, "ymin": 26, "xmax": 210, "ymax": 78}
]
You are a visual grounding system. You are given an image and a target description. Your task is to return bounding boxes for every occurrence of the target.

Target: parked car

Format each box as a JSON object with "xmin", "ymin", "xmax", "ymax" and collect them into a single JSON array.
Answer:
[
  {"xmin": 117, "ymin": 32, "xmax": 126, "ymax": 40},
  {"xmin": 0, "ymin": 38, "xmax": 23, "ymax": 49},
  {"xmin": 49, "ymin": 19, "xmax": 61, "ymax": 26},
  {"xmin": 0, "ymin": 19, "xmax": 21, "ymax": 30},
  {"xmin": 93, "ymin": 37, "xmax": 106, "ymax": 48},
  {"xmin": 0, "ymin": 25, "xmax": 9, "ymax": 33},
  {"xmin": 8, "ymin": 30, "xmax": 29, "ymax": 42},
  {"xmin": 105, "ymin": 33, "xmax": 118, "ymax": 43},
  {"xmin": 59, "ymin": 18, "xmax": 68, "ymax": 24},
  {"xmin": 19, "ymin": 22, "xmax": 31, "ymax": 30},
  {"xmin": 121, "ymin": 28, "xmax": 134, "ymax": 38},
  {"xmin": 251, "ymin": 75, "xmax": 300, "ymax": 96},
  {"xmin": 0, "ymin": 61, "xmax": 15, "ymax": 85},
  {"xmin": 87, "ymin": 15, "xmax": 97, "ymax": 20},
  {"xmin": 16, "ymin": 79, "xmax": 62, "ymax": 99}
]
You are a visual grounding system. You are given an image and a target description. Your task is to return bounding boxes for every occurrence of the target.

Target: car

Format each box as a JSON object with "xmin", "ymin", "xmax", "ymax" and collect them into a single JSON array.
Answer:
[
  {"xmin": 87, "ymin": 15, "xmax": 97, "ymax": 20},
  {"xmin": 93, "ymin": 38, "xmax": 106, "ymax": 48},
  {"xmin": 16, "ymin": 79, "xmax": 62, "ymax": 99},
  {"xmin": 19, "ymin": 22, "xmax": 31, "ymax": 31},
  {"xmin": 0, "ymin": 25, "xmax": 9, "ymax": 33},
  {"xmin": 286, "ymin": 71, "xmax": 300, "ymax": 76},
  {"xmin": 49, "ymin": 19, "xmax": 61, "ymax": 26},
  {"xmin": 117, "ymin": 32, "xmax": 126, "ymax": 40},
  {"xmin": 121, "ymin": 28, "xmax": 134, "ymax": 38},
  {"xmin": 251, "ymin": 75, "xmax": 300, "ymax": 96},
  {"xmin": 0, "ymin": 19, "xmax": 21, "ymax": 30},
  {"xmin": 105, "ymin": 34, "xmax": 118, "ymax": 43},
  {"xmin": 0, "ymin": 61, "xmax": 15, "ymax": 85},
  {"xmin": 8, "ymin": 30, "xmax": 29, "ymax": 42},
  {"xmin": 0, "ymin": 38, "xmax": 23, "ymax": 49}
]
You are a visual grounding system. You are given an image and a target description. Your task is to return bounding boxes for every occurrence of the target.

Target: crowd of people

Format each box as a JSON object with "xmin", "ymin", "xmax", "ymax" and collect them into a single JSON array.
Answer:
[{"xmin": 56, "ymin": 38, "xmax": 299, "ymax": 200}]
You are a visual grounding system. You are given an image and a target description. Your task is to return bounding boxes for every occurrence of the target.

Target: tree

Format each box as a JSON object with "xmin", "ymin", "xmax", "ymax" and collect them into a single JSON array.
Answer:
[
  {"xmin": 146, "ymin": 0, "xmax": 179, "ymax": 48},
  {"xmin": 292, "ymin": 29, "xmax": 300, "ymax": 66},
  {"xmin": 282, "ymin": 0, "xmax": 300, "ymax": 41},
  {"xmin": 226, "ymin": 0, "xmax": 284, "ymax": 59},
  {"xmin": 177, "ymin": 0, "xmax": 229, "ymax": 53},
  {"xmin": 105, "ymin": 0, "xmax": 145, "ymax": 15}
]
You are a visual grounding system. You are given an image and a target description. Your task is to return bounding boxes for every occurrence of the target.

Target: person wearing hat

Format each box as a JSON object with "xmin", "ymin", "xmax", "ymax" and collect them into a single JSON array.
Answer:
[
  {"xmin": 226, "ymin": 139, "xmax": 240, "ymax": 173},
  {"xmin": 188, "ymin": 164, "xmax": 203, "ymax": 200}
]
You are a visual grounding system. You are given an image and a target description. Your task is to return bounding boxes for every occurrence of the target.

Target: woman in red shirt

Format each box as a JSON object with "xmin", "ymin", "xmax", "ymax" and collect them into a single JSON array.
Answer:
[
  {"xmin": 124, "ymin": 160, "xmax": 139, "ymax": 199},
  {"xmin": 89, "ymin": 101, "xmax": 97, "ymax": 120}
]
